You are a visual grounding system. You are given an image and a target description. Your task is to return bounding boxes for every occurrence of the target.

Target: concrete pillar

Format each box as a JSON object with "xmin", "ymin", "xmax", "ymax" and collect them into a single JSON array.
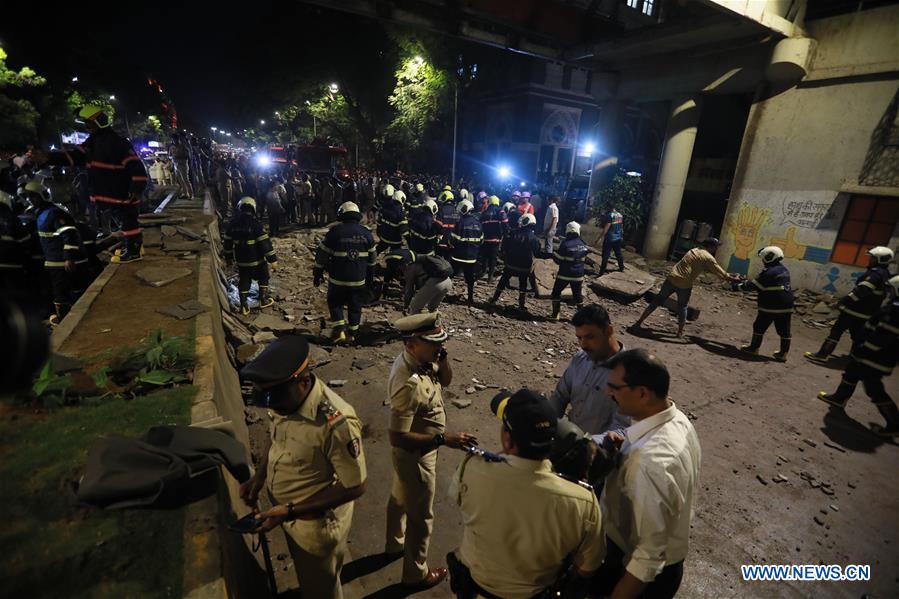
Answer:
[
  {"xmin": 643, "ymin": 96, "xmax": 702, "ymax": 259},
  {"xmin": 587, "ymin": 100, "xmax": 624, "ymax": 202}
]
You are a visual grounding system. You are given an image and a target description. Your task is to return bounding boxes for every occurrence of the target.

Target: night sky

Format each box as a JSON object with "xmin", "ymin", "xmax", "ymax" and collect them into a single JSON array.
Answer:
[{"xmin": 2, "ymin": 2, "xmax": 393, "ymax": 134}]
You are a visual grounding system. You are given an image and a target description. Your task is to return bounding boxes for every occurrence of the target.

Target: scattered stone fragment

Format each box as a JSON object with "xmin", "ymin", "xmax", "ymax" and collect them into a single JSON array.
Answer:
[
  {"xmin": 823, "ymin": 440, "xmax": 847, "ymax": 453},
  {"xmin": 776, "ymin": 455, "xmax": 789, "ymax": 463},
  {"xmin": 351, "ymin": 358, "xmax": 375, "ymax": 370},
  {"xmin": 465, "ymin": 386, "xmax": 476, "ymax": 394},
  {"xmin": 135, "ymin": 266, "xmax": 192, "ymax": 287},
  {"xmin": 848, "ymin": 481, "xmax": 857, "ymax": 489},
  {"xmin": 803, "ymin": 438, "xmax": 817, "ymax": 447},
  {"xmin": 813, "ymin": 516, "xmax": 825, "ymax": 526},
  {"xmin": 773, "ymin": 474, "xmax": 789, "ymax": 483},
  {"xmin": 451, "ymin": 399, "xmax": 472, "ymax": 409},
  {"xmin": 328, "ymin": 379, "xmax": 347, "ymax": 388},
  {"xmin": 812, "ymin": 301, "xmax": 832, "ymax": 314},
  {"xmin": 756, "ymin": 475, "xmax": 769, "ymax": 485},
  {"xmin": 252, "ymin": 331, "xmax": 277, "ymax": 344},
  {"xmin": 157, "ymin": 299, "xmax": 208, "ymax": 320},
  {"xmin": 474, "ymin": 384, "xmax": 486, "ymax": 391}
]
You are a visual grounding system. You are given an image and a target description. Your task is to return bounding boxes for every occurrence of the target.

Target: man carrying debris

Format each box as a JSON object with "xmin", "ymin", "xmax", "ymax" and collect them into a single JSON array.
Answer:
[
  {"xmin": 223, "ymin": 196, "xmax": 278, "ymax": 316},
  {"xmin": 632, "ymin": 238, "xmax": 740, "ymax": 338},
  {"xmin": 313, "ymin": 201, "xmax": 376, "ymax": 344},
  {"xmin": 817, "ymin": 274, "xmax": 899, "ymax": 437},
  {"xmin": 385, "ymin": 312, "xmax": 477, "ymax": 591},
  {"xmin": 549, "ymin": 221, "xmax": 589, "ymax": 321},
  {"xmin": 733, "ymin": 246, "xmax": 794, "ymax": 362},
  {"xmin": 805, "ymin": 246, "xmax": 893, "ymax": 364},
  {"xmin": 404, "ymin": 252, "xmax": 454, "ymax": 314},
  {"xmin": 240, "ymin": 335, "xmax": 367, "ymax": 599},
  {"xmin": 488, "ymin": 213, "xmax": 541, "ymax": 312}
]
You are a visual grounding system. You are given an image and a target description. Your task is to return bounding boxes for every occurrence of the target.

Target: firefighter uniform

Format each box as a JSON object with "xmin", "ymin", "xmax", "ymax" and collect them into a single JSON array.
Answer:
[
  {"xmin": 819, "ymin": 293, "xmax": 899, "ymax": 437},
  {"xmin": 806, "ymin": 260, "xmax": 891, "ymax": 362},
  {"xmin": 479, "ymin": 196, "xmax": 507, "ymax": 282},
  {"xmin": 490, "ymin": 218, "xmax": 541, "ymax": 310},
  {"xmin": 239, "ymin": 335, "xmax": 367, "ymax": 599},
  {"xmin": 451, "ymin": 205, "xmax": 483, "ymax": 307},
  {"xmin": 550, "ymin": 224, "xmax": 589, "ymax": 320},
  {"xmin": 376, "ymin": 197, "xmax": 408, "ymax": 254},
  {"xmin": 0, "ymin": 191, "xmax": 31, "ymax": 291},
  {"xmin": 49, "ymin": 117, "xmax": 148, "ymax": 263},
  {"xmin": 382, "ymin": 246, "xmax": 416, "ymax": 291},
  {"xmin": 35, "ymin": 201, "xmax": 88, "ymax": 321},
  {"xmin": 314, "ymin": 205, "xmax": 376, "ymax": 343},
  {"xmin": 385, "ymin": 313, "xmax": 448, "ymax": 585},
  {"xmin": 435, "ymin": 192, "xmax": 458, "ymax": 261},
  {"xmin": 407, "ymin": 204, "xmax": 440, "ymax": 256},
  {"xmin": 736, "ymin": 251, "xmax": 794, "ymax": 361},
  {"xmin": 223, "ymin": 198, "xmax": 278, "ymax": 315}
]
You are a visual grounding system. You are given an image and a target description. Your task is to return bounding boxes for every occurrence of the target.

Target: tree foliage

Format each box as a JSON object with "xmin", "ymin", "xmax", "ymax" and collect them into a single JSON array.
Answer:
[
  {"xmin": 0, "ymin": 46, "xmax": 47, "ymax": 150},
  {"xmin": 591, "ymin": 168, "xmax": 650, "ymax": 239},
  {"xmin": 387, "ymin": 54, "xmax": 451, "ymax": 154}
]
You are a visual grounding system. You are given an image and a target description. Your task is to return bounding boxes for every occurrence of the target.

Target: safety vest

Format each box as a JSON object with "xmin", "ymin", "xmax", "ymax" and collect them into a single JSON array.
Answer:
[{"xmin": 553, "ymin": 235, "xmax": 589, "ymax": 281}]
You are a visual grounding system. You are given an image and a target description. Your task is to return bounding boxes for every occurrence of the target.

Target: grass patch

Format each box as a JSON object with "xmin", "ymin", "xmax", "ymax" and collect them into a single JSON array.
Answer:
[{"xmin": 0, "ymin": 386, "xmax": 194, "ymax": 598}]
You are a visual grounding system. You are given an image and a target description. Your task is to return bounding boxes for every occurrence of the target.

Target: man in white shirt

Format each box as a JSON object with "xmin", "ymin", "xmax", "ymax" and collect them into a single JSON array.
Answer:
[
  {"xmin": 542, "ymin": 195, "xmax": 559, "ymax": 254},
  {"xmin": 594, "ymin": 348, "xmax": 701, "ymax": 599}
]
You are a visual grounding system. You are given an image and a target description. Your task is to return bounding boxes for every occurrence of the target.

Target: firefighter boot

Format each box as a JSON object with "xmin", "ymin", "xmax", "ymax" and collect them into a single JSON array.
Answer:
[
  {"xmin": 48, "ymin": 302, "xmax": 71, "ymax": 326},
  {"xmin": 773, "ymin": 337, "xmax": 791, "ymax": 362},
  {"xmin": 872, "ymin": 403, "xmax": 899, "ymax": 438},
  {"xmin": 518, "ymin": 292, "xmax": 527, "ymax": 311},
  {"xmin": 817, "ymin": 378, "xmax": 855, "ymax": 409},
  {"xmin": 111, "ymin": 237, "xmax": 143, "ymax": 264},
  {"xmin": 740, "ymin": 333, "xmax": 764, "ymax": 355},
  {"xmin": 805, "ymin": 338, "xmax": 837, "ymax": 364},
  {"xmin": 550, "ymin": 300, "xmax": 562, "ymax": 321},
  {"xmin": 259, "ymin": 285, "xmax": 275, "ymax": 309},
  {"xmin": 239, "ymin": 292, "xmax": 251, "ymax": 316}
]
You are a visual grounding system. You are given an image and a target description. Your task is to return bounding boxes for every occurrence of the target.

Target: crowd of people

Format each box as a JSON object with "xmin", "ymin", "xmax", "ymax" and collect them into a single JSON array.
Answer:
[{"xmin": 3, "ymin": 103, "xmax": 898, "ymax": 599}]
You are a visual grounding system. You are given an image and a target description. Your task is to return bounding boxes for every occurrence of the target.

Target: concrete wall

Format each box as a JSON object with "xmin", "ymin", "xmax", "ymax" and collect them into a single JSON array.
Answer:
[{"xmin": 718, "ymin": 5, "xmax": 899, "ymax": 293}]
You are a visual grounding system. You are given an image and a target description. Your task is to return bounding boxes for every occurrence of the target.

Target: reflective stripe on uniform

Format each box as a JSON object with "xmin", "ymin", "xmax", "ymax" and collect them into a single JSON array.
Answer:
[
  {"xmin": 557, "ymin": 274, "xmax": 584, "ymax": 282},
  {"xmin": 880, "ymin": 322, "xmax": 899, "ymax": 335},
  {"xmin": 758, "ymin": 307, "xmax": 794, "ymax": 314},
  {"xmin": 331, "ymin": 250, "xmax": 371, "ymax": 258},
  {"xmin": 839, "ymin": 305, "xmax": 872, "ymax": 319},
  {"xmin": 63, "ymin": 244, "xmax": 80, "ymax": 251},
  {"xmin": 752, "ymin": 280, "xmax": 786, "ymax": 291},
  {"xmin": 237, "ymin": 260, "xmax": 262, "ymax": 267},
  {"xmin": 329, "ymin": 278, "xmax": 366, "ymax": 287},
  {"xmin": 854, "ymin": 357, "xmax": 893, "ymax": 374},
  {"xmin": 451, "ymin": 234, "xmax": 483, "ymax": 243},
  {"xmin": 553, "ymin": 252, "xmax": 575, "ymax": 262},
  {"xmin": 451, "ymin": 257, "xmax": 477, "ymax": 264}
]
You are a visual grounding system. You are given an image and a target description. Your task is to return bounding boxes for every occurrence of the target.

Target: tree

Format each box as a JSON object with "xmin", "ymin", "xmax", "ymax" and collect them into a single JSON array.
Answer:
[
  {"xmin": 0, "ymin": 46, "xmax": 47, "ymax": 150},
  {"xmin": 591, "ymin": 168, "xmax": 650, "ymax": 240},
  {"xmin": 387, "ymin": 54, "xmax": 451, "ymax": 158}
]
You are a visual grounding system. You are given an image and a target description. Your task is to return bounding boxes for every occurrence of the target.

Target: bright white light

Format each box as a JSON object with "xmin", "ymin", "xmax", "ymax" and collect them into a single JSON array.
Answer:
[
  {"xmin": 260, "ymin": 119, "xmax": 266, "ymax": 125},
  {"xmin": 584, "ymin": 142, "xmax": 596, "ymax": 154},
  {"xmin": 108, "ymin": 95, "xmax": 116, "ymax": 101},
  {"xmin": 519, "ymin": 181, "xmax": 526, "ymax": 187},
  {"xmin": 497, "ymin": 165, "xmax": 511, "ymax": 179},
  {"xmin": 275, "ymin": 111, "xmax": 280, "ymax": 116},
  {"xmin": 226, "ymin": 133, "xmax": 232, "ymax": 137},
  {"xmin": 305, "ymin": 100, "xmax": 311, "ymax": 106},
  {"xmin": 625, "ymin": 171, "xmax": 642, "ymax": 177},
  {"xmin": 329, "ymin": 83, "xmax": 339, "ymax": 94},
  {"xmin": 71, "ymin": 76, "xmax": 78, "ymax": 83},
  {"xmin": 256, "ymin": 155, "xmax": 271, "ymax": 168},
  {"xmin": 50, "ymin": 144, "xmax": 57, "ymax": 150},
  {"xmin": 211, "ymin": 127, "xmax": 217, "ymax": 131}
]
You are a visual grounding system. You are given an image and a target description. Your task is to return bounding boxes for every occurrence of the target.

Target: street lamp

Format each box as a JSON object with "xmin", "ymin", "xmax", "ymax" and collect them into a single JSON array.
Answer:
[
  {"xmin": 260, "ymin": 119, "xmax": 266, "ymax": 125},
  {"xmin": 108, "ymin": 94, "xmax": 116, "ymax": 101},
  {"xmin": 328, "ymin": 83, "xmax": 339, "ymax": 94},
  {"xmin": 71, "ymin": 76, "xmax": 78, "ymax": 83}
]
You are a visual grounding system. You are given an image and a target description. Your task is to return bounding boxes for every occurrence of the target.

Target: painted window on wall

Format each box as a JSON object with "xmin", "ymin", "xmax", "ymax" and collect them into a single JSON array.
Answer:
[{"xmin": 831, "ymin": 195, "xmax": 899, "ymax": 266}]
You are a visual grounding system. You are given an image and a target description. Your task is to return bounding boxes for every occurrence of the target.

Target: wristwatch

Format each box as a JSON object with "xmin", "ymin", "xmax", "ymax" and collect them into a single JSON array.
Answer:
[{"xmin": 432, "ymin": 433, "xmax": 445, "ymax": 448}]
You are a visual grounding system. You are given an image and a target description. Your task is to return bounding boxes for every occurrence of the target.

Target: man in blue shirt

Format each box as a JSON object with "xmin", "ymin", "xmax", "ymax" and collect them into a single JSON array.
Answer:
[{"xmin": 599, "ymin": 206, "xmax": 625, "ymax": 276}]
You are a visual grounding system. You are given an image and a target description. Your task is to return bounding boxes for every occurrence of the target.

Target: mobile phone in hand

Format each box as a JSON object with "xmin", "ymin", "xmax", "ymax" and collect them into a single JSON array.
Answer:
[
  {"xmin": 228, "ymin": 512, "xmax": 262, "ymax": 534},
  {"xmin": 438, "ymin": 349, "xmax": 448, "ymax": 362}
]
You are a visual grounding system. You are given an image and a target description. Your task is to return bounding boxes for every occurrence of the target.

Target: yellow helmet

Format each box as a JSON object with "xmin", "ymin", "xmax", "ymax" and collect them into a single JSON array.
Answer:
[
  {"xmin": 23, "ymin": 180, "xmax": 51, "ymax": 201},
  {"xmin": 488, "ymin": 195, "xmax": 500, "ymax": 206},
  {"xmin": 78, "ymin": 104, "xmax": 111, "ymax": 128},
  {"xmin": 443, "ymin": 184, "xmax": 452, "ymax": 191}
]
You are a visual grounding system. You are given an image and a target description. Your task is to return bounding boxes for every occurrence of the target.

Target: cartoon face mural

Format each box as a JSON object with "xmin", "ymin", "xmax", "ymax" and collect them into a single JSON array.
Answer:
[
  {"xmin": 725, "ymin": 204, "xmax": 769, "ymax": 275},
  {"xmin": 769, "ymin": 226, "xmax": 831, "ymax": 264}
]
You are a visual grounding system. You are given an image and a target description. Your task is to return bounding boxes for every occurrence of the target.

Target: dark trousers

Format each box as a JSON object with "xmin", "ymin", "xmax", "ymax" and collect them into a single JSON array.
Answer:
[
  {"xmin": 591, "ymin": 537, "xmax": 683, "ymax": 599},
  {"xmin": 98, "ymin": 201, "xmax": 142, "ymax": 245},
  {"xmin": 494, "ymin": 270, "xmax": 529, "ymax": 296},
  {"xmin": 752, "ymin": 311, "xmax": 791, "ymax": 338},
  {"xmin": 327, "ymin": 283, "xmax": 364, "ymax": 331},
  {"xmin": 268, "ymin": 212, "xmax": 280, "ymax": 237},
  {"xmin": 827, "ymin": 312, "xmax": 866, "ymax": 349},
  {"xmin": 237, "ymin": 264, "xmax": 270, "ymax": 306},
  {"xmin": 551, "ymin": 278, "xmax": 583, "ymax": 303},
  {"xmin": 600, "ymin": 238, "xmax": 624, "ymax": 273},
  {"xmin": 48, "ymin": 268, "xmax": 75, "ymax": 305},
  {"xmin": 479, "ymin": 243, "xmax": 500, "ymax": 279},
  {"xmin": 453, "ymin": 260, "xmax": 477, "ymax": 299},
  {"xmin": 842, "ymin": 360, "xmax": 894, "ymax": 406}
]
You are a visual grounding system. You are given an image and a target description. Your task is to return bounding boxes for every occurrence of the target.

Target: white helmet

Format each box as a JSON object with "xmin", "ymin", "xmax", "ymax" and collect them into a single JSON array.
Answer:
[
  {"xmin": 758, "ymin": 245, "xmax": 785, "ymax": 264},
  {"xmin": 415, "ymin": 183, "xmax": 424, "ymax": 193},
  {"xmin": 519, "ymin": 213, "xmax": 536, "ymax": 227},
  {"xmin": 425, "ymin": 199, "xmax": 439, "ymax": 215},
  {"xmin": 459, "ymin": 189, "xmax": 469, "ymax": 201},
  {"xmin": 565, "ymin": 221, "xmax": 581, "ymax": 235},
  {"xmin": 458, "ymin": 199, "xmax": 474, "ymax": 215},
  {"xmin": 237, "ymin": 196, "xmax": 257, "ymax": 213},
  {"xmin": 888, "ymin": 274, "xmax": 899, "ymax": 294},
  {"xmin": 383, "ymin": 183, "xmax": 395, "ymax": 198},
  {"xmin": 393, "ymin": 190, "xmax": 406, "ymax": 204},
  {"xmin": 337, "ymin": 201, "xmax": 360, "ymax": 217},
  {"xmin": 502, "ymin": 202, "xmax": 516, "ymax": 213},
  {"xmin": 866, "ymin": 246, "xmax": 894, "ymax": 265}
]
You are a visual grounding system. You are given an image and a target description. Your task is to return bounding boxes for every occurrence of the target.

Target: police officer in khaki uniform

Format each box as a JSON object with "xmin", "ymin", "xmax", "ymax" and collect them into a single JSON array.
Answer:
[
  {"xmin": 447, "ymin": 389, "xmax": 605, "ymax": 599},
  {"xmin": 239, "ymin": 335, "xmax": 367, "ymax": 599},
  {"xmin": 385, "ymin": 312, "xmax": 477, "ymax": 589}
]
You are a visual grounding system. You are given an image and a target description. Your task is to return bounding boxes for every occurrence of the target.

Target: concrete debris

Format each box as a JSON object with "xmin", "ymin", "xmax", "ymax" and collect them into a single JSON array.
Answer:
[
  {"xmin": 812, "ymin": 301, "xmax": 832, "ymax": 314},
  {"xmin": 451, "ymin": 399, "xmax": 472, "ymax": 409},
  {"xmin": 823, "ymin": 440, "xmax": 847, "ymax": 453},
  {"xmin": 773, "ymin": 474, "xmax": 789, "ymax": 483},
  {"xmin": 157, "ymin": 299, "xmax": 208, "ymax": 320},
  {"xmin": 236, "ymin": 343, "xmax": 265, "ymax": 365},
  {"xmin": 465, "ymin": 386, "xmax": 476, "ymax": 394},
  {"xmin": 135, "ymin": 266, "xmax": 192, "ymax": 287},
  {"xmin": 252, "ymin": 313, "xmax": 297, "ymax": 333},
  {"xmin": 813, "ymin": 516, "xmax": 825, "ymax": 526},
  {"xmin": 252, "ymin": 331, "xmax": 277, "ymax": 344},
  {"xmin": 351, "ymin": 358, "xmax": 375, "ymax": 370},
  {"xmin": 756, "ymin": 475, "xmax": 769, "ymax": 485},
  {"xmin": 802, "ymin": 438, "xmax": 817, "ymax": 448},
  {"xmin": 328, "ymin": 379, "xmax": 348, "ymax": 387},
  {"xmin": 589, "ymin": 268, "xmax": 657, "ymax": 303}
]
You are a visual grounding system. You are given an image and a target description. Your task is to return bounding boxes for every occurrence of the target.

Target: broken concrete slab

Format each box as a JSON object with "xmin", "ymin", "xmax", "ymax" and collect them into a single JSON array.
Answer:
[
  {"xmin": 135, "ymin": 266, "xmax": 193, "ymax": 287},
  {"xmin": 252, "ymin": 313, "xmax": 297, "ymax": 333},
  {"xmin": 252, "ymin": 331, "xmax": 277, "ymax": 344},
  {"xmin": 236, "ymin": 343, "xmax": 264, "ymax": 365},
  {"xmin": 52, "ymin": 352, "xmax": 84, "ymax": 374},
  {"xmin": 174, "ymin": 225, "xmax": 204, "ymax": 240},
  {"xmin": 451, "ymin": 399, "xmax": 472, "ymax": 409},
  {"xmin": 642, "ymin": 290, "xmax": 701, "ymax": 322},
  {"xmin": 589, "ymin": 268, "xmax": 657, "ymax": 303},
  {"xmin": 162, "ymin": 240, "xmax": 205, "ymax": 252},
  {"xmin": 157, "ymin": 299, "xmax": 209, "ymax": 320}
]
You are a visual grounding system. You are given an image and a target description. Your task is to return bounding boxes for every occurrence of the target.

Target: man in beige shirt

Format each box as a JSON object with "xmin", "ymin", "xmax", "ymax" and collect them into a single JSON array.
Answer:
[
  {"xmin": 593, "ymin": 349, "xmax": 701, "ymax": 599},
  {"xmin": 633, "ymin": 237, "xmax": 740, "ymax": 337},
  {"xmin": 448, "ymin": 389, "xmax": 605, "ymax": 598},
  {"xmin": 239, "ymin": 335, "xmax": 367, "ymax": 599},
  {"xmin": 385, "ymin": 312, "xmax": 477, "ymax": 589}
]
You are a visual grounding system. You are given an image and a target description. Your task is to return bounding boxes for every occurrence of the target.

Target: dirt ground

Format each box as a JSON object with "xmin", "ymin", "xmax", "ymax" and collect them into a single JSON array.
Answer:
[{"xmin": 235, "ymin": 224, "xmax": 899, "ymax": 599}]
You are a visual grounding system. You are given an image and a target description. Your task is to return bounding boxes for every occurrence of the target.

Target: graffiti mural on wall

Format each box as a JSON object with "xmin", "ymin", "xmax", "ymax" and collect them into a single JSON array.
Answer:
[
  {"xmin": 768, "ymin": 227, "xmax": 831, "ymax": 264},
  {"xmin": 725, "ymin": 204, "xmax": 769, "ymax": 275},
  {"xmin": 781, "ymin": 200, "xmax": 831, "ymax": 229}
]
